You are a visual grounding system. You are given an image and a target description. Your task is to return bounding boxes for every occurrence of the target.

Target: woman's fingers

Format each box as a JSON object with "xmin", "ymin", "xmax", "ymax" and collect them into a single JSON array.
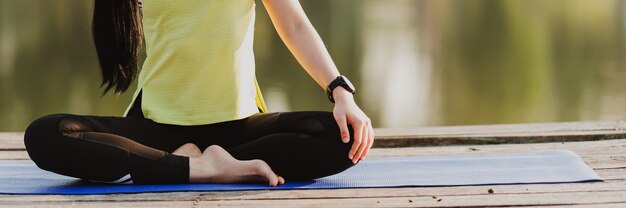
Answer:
[
  {"xmin": 335, "ymin": 116, "xmax": 350, "ymax": 143},
  {"xmin": 360, "ymin": 123, "xmax": 374, "ymax": 160},
  {"xmin": 361, "ymin": 124, "xmax": 374, "ymax": 160},
  {"xmin": 353, "ymin": 123, "xmax": 368, "ymax": 163},
  {"xmin": 354, "ymin": 119, "xmax": 373, "ymax": 161},
  {"xmin": 349, "ymin": 122, "xmax": 363, "ymax": 162},
  {"xmin": 333, "ymin": 103, "xmax": 374, "ymax": 162}
]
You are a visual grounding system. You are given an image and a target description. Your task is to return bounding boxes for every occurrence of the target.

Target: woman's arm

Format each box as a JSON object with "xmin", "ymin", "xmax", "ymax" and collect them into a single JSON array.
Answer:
[{"xmin": 262, "ymin": 0, "xmax": 374, "ymax": 163}]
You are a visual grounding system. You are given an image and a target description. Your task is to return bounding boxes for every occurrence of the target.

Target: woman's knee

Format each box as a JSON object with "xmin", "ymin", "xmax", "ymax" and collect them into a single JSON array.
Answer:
[
  {"xmin": 292, "ymin": 133, "xmax": 355, "ymax": 180},
  {"xmin": 23, "ymin": 114, "xmax": 85, "ymax": 168},
  {"xmin": 25, "ymin": 114, "xmax": 63, "ymax": 145},
  {"xmin": 288, "ymin": 111, "xmax": 356, "ymax": 157},
  {"xmin": 24, "ymin": 114, "xmax": 87, "ymax": 142}
]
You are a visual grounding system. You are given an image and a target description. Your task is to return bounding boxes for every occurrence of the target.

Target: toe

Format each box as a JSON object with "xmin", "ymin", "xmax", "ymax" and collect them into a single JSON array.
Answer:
[{"xmin": 250, "ymin": 160, "xmax": 279, "ymax": 186}]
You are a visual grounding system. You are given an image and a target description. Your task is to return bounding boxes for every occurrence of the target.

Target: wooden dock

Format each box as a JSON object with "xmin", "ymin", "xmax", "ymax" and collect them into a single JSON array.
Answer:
[{"xmin": 1, "ymin": 121, "xmax": 625, "ymax": 207}]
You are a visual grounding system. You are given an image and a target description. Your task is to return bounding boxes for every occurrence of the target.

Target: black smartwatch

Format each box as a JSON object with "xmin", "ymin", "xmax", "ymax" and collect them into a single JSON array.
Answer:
[{"xmin": 326, "ymin": 75, "xmax": 355, "ymax": 103}]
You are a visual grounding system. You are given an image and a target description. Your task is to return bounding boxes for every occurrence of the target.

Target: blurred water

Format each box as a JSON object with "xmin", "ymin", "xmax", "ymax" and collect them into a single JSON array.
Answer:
[{"xmin": 0, "ymin": 0, "xmax": 625, "ymax": 131}]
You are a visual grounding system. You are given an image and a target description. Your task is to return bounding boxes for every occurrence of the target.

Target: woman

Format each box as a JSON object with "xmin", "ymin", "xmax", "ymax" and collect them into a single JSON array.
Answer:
[{"xmin": 24, "ymin": 0, "xmax": 374, "ymax": 186}]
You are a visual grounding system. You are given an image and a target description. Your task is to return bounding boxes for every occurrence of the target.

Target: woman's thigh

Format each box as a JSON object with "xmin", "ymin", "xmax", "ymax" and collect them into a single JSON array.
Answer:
[
  {"xmin": 185, "ymin": 111, "xmax": 346, "ymax": 149},
  {"xmin": 58, "ymin": 114, "xmax": 192, "ymax": 152}
]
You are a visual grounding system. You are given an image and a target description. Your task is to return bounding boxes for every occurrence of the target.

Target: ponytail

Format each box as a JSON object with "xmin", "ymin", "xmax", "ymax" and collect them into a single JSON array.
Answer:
[{"xmin": 92, "ymin": 0, "xmax": 143, "ymax": 95}]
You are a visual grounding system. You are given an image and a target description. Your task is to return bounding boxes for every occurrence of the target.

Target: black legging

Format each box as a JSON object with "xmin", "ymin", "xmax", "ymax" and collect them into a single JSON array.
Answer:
[{"xmin": 23, "ymin": 93, "xmax": 355, "ymax": 184}]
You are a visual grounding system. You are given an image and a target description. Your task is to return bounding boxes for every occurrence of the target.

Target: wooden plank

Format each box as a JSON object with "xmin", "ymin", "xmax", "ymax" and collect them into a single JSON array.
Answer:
[
  {"xmin": 3, "ymin": 120, "xmax": 626, "ymax": 150},
  {"xmin": 525, "ymin": 203, "xmax": 626, "ymax": 208},
  {"xmin": 192, "ymin": 191, "xmax": 626, "ymax": 207},
  {"xmin": 3, "ymin": 192, "xmax": 625, "ymax": 208},
  {"xmin": 374, "ymin": 120, "xmax": 626, "ymax": 147},
  {"xmin": 582, "ymin": 156, "xmax": 626, "ymax": 169},
  {"xmin": 368, "ymin": 138, "xmax": 626, "ymax": 157},
  {"xmin": 374, "ymin": 131, "xmax": 626, "ymax": 148},
  {"xmin": 1, "ymin": 176, "xmax": 624, "ymax": 202},
  {"xmin": 376, "ymin": 120, "xmax": 626, "ymax": 136},
  {"xmin": 0, "ymin": 132, "xmax": 23, "ymax": 150},
  {"xmin": 0, "ymin": 201, "xmax": 192, "ymax": 208},
  {"xmin": 2, "ymin": 195, "xmax": 626, "ymax": 208},
  {"xmin": 595, "ymin": 168, "xmax": 626, "ymax": 180},
  {"xmin": 0, "ymin": 151, "xmax": 29, "ymax": 160}
]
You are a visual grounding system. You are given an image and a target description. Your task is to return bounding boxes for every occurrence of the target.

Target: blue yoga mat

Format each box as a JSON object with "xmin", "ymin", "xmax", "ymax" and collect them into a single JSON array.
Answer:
[{"xmin": 0, "ymin": 150, "xmax": 602, "ymax": 195}]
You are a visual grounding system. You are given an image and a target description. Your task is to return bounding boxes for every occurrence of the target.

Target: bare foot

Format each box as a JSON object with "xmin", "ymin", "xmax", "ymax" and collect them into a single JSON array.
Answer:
[
  {"xmin": 172, "ymin": 143, "xmax": 202, "ymax": 158},
  {"xmin": 189, "ymin": 145, "xmax": 285, "ymax": 186}
]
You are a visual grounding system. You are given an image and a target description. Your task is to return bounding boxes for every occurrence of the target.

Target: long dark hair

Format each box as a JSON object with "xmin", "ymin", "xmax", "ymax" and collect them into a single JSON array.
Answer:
[{"xmin": 92, "ymin": 0, "xmax": 143, "ymax": 95}]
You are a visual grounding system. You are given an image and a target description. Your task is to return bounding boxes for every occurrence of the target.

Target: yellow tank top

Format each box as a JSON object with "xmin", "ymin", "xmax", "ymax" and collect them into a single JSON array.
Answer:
[{"xmin": 123, "ymin": 0, "xmax": 267, "ymax": 125}]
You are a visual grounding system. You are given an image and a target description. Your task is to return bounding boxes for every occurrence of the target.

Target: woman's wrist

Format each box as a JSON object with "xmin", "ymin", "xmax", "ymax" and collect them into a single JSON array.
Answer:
[{"xmin": 332, "ymin": 87, "xmax": 355, "ymax": 103}]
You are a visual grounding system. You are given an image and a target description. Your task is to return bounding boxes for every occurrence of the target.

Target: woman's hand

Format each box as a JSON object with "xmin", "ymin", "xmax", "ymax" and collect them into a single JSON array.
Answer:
[{"xmin": 332, "ymin": 88, "xmax": 374, "ymax": 164}]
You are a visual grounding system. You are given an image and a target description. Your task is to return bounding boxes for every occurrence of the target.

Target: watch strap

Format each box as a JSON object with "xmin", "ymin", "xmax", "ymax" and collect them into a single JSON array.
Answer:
[{"xmin": 326, "ymin": 75, "xmax": 355, "ymax": 103}]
